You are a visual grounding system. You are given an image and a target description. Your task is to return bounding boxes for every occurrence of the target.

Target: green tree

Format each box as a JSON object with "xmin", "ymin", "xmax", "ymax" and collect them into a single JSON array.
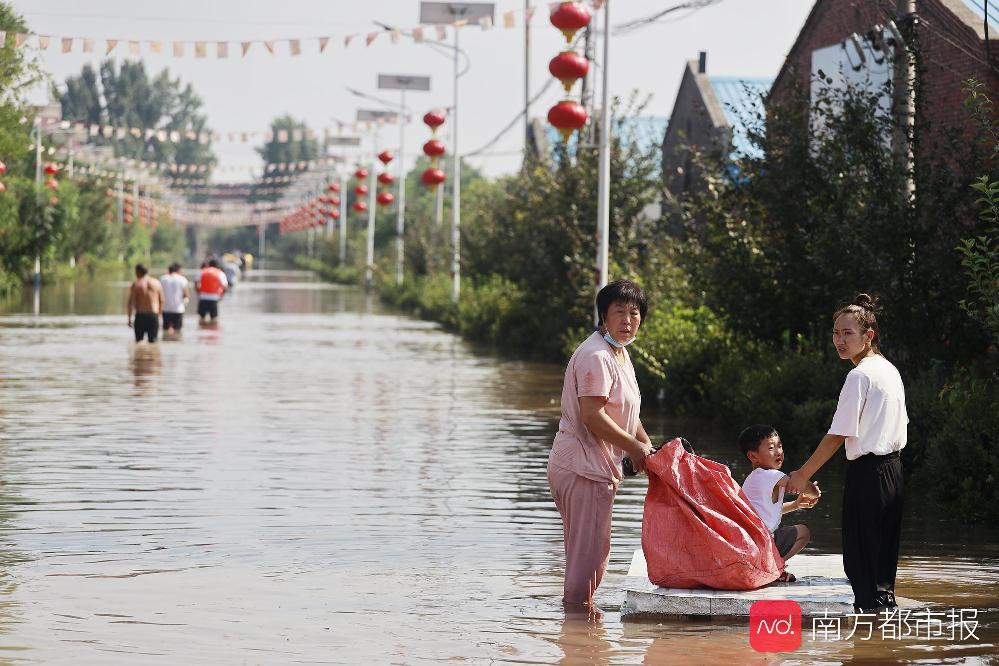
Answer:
[
  {"xmin": 679, "ymin": 76, "xmax": 994, "ymax": 369},
  {"xmin": 460, "ymin": 96, "xmax": 667, "ymax": 358},
  {"xmin": 60, "ymin": 61, "xmax": 216, "ymax": 181}
]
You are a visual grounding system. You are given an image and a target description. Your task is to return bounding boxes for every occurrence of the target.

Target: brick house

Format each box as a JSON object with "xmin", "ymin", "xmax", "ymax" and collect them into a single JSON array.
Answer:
[{"xmin": 769, "ymin": 0, "xmax": 999, "ymax": 156}]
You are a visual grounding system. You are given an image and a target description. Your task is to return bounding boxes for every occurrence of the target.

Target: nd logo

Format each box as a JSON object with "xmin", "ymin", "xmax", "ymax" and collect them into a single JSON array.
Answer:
[{"xmin": 749, "ymin": 600, "xmax": 802, "ymax": 652}]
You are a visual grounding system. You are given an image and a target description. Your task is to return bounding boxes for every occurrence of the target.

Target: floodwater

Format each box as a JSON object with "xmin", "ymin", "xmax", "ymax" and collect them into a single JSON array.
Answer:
[{"xmin": 0, "ymin": 269, "xmax": 995, "ymax": 664}]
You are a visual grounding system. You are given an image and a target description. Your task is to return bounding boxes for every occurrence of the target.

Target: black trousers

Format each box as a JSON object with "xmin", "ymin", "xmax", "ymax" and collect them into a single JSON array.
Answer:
[{"xmin": 842, "ymin": 451, "xmax": 904, "ymax": 609}]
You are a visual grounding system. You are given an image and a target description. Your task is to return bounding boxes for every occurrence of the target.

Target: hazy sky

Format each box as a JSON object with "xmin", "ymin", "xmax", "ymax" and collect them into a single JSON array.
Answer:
[{"xmin": 11, "ymin": 1, "xmax": 814, "ymax": 180}]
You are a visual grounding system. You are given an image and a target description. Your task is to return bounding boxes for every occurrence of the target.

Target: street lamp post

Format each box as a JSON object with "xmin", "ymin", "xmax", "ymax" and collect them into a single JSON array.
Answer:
[
  {"xmin": 595, "ymin": 0, "xmax": 611, "ymax": 319},
  {"xmin": 357, "ymin": 109, "xmax": 398, "ymax": 289},
  {"xmin": 419, "ymin": 2, "xmax": 494, "ymax": 304},
  {"xmin": 326, "ymin": 134, "xmax": 362, "ymax": 267},
  {"xmin": 338, "ymin": 171, "xmax": 348, "ymax": 265},
  {"xmin": 33, "ymin": 119, "xmax": 42, "ymax": 290},
  {"xmin": 377, "ymin": 74, "xmax": 431, "ymax": 287}
]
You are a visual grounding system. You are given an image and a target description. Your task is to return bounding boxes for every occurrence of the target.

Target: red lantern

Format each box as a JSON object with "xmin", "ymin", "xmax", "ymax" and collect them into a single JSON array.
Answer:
[
  {"xmin": 549, "ymin": 51, "xmax": 589, "ymax": 93},
  {"xmin": 550, "ymin": 2, "xmax": 591, "ymax": 43},
  {"xmin": 43, "ymin": 162, "xmax": 60, "ymax": 176},
  {"xmin": 377, "ymin": 172, "xmax": 395, "ymax": 185},
  {"xmin": 377, "ymin": 191, "xmax": 395, "ymax": 206},
  {"xmin": 421, "ymin": 168, "xmax": 446, "ymax": 187},
  {"xmin": 49, "ymin": 196, "xmax": 59, "ymax": 206},
  {"xmin": 354, "ymin": 168, "xmax": 369, "ymax": 180},
  {"xmin": 423, "ymin": 139, "xmax": 446, "ymax": 158},
  {"xmin": 328, "ymin": 182, "xmax": 341, "ymax": 193},
  {"xmin": 0, "ymin": 182, "xmax": 6, "ymax": 194},
  {"xmin": 331, "ymin": 196, "xmax": 341, "ymax": 206},
  {"xmin": 548, "ymin": 100, "xmax": 588, "ymax": 142},
  {"xmin": 423, "ymin": 110, "xmax": 446, "ymax": 132},
  {"xmin": 0, "ymin": 161, "xmax": 6, "ymax": 175},
  {"xmin": 330, "ymin": 209, "xmax": 340, "ymax": 220},
  {"xmin": 124, "ymin": 213, "xmax": 134, "ymax": 224},
  {"xmin": 44, "ymin": 178, "xmax": 58, "ymax": 190},
  {"xmin": 353, "ymin": 200, "xmax": 368, "ymax": 213},
  {"xmin": 354, "ymin": 184, "xmax": 369, "ymax": 196},
  {"xmin": 378, "ymin": 150, "xmax": 394, "ymax": 165}
]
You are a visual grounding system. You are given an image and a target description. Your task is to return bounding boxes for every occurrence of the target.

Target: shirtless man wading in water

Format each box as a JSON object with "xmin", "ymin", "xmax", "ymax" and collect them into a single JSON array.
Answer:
[{"xmin": 127, "ymin": 263, "xmax": 164, "ymax": 343}]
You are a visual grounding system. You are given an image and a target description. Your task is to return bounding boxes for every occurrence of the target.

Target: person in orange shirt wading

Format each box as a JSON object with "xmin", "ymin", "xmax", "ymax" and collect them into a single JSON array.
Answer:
[{"xmin": 196, "ymin": 258, "xmax": 229, "ymax": 326}]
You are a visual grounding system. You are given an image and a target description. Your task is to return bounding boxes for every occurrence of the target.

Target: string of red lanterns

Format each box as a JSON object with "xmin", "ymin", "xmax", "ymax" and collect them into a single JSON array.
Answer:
[
  {"xmin": 421, "ymin": 110, "xmax": 447, "ymax": 188},
  {"xmin": 0, "ymin": 160, "xmax": 6, "ymax": 193},
  {"xmin": 353, "ymin": 167, "xmax": 369, "ymax": 214},
  {"xmin": 376, "ymin": 150, "xmax": 395, "ymax": 207},
  {"xmin": 547, "ymin": 3, "xmax": 592, "ymax": 142}
]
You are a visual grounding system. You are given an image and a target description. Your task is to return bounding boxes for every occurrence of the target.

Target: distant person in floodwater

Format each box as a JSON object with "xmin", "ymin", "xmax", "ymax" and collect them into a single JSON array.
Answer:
[
  {"xmin": 195, "ymin": 258, "xmax": 228, "ymax": 324},
  {"xmin": 159, "ymin": 262, "xmax": 190, "ymax": 336},
  {"xmin": 547, "ymin": 279, "xmax": 654, "ymax": 610},
  {"xmin": 127, "ymin": 263, "xmax": 164, "ymax": 343}
]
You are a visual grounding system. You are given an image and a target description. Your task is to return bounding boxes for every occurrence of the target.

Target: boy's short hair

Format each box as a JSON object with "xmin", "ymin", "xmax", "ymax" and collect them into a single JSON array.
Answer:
[
  {"xmin": 168, "ymin": 262, "xmax": 181, "ymax": 273},
  {"xmin": 135, "ymin": 263, "xmax": 148, "ymax": 277},
  {"xmin": 738, "ymin": 424, "xmax": 779, "ymax": 458}
]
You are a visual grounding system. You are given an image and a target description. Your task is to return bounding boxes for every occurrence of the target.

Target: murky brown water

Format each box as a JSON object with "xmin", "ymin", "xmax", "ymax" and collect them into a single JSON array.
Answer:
[{"xmin": 0, "ymin": 269, "xmax": 995, "ymax": 664}]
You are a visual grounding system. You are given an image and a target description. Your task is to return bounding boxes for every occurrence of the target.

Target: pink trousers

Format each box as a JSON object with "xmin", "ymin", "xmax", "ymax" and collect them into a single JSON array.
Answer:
[{"xmin": 547, "ymin": 463, "xmax": 616, "ymax": 605}]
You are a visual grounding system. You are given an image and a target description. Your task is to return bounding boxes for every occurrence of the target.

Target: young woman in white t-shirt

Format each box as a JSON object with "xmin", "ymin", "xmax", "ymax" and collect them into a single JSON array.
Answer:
[{"xmin": 786, "ymin": 294, "xmax": 908, "ymax": 613}]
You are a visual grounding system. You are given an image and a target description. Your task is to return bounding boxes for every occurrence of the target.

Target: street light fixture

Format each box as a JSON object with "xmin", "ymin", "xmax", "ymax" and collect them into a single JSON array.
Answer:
[
  {"xmin": 377, "ymin": 74, "xmax": 431, "ymax": 287},
  {"xmin": 419, "ymin": 2, "xmax": 495, "ymax": 304}
]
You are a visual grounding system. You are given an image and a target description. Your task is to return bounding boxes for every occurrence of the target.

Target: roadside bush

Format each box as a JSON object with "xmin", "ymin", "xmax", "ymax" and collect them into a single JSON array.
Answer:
[
  {"xmin": 381, "ymin": 273, "xmax": 457, "ymax": 329},
  {"xmin": 631, "ymin": 302, "xmax": 732, "ymax": 411},
  {"xmin": 911, "ymin": 368, "xmax": 999, "ymax": 523},
  {"xmin": 457, "ymin": 274, "xmax": 530, "ymax": 347}
]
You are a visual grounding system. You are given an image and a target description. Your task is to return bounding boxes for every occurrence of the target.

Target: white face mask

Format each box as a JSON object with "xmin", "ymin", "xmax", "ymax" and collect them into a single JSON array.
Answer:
[{"xmin": 603, "ymin": 331, "xmax": 635, "ymax": 348}]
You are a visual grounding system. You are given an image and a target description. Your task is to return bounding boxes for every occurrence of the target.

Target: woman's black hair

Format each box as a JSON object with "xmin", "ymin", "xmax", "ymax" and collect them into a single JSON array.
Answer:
[
  {"xmin": 596, "ymin": 279, "xmax": 648, "ymax": 325},
  {"xmin": 833, "ymin": 293, "xmax": 883, "ymax": 354}
]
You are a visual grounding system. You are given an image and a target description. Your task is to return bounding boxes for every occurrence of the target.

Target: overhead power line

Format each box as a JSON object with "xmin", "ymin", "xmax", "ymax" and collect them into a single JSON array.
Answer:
[{"xmin": 613, "ymin": 0, "xmax": 725, "ymax": 35}]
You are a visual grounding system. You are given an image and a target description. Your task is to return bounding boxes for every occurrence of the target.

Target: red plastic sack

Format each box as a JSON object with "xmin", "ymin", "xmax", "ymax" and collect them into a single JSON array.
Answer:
[{"xmin": 641, "ymin": 438, "xmax": 784, "ymax": 590}]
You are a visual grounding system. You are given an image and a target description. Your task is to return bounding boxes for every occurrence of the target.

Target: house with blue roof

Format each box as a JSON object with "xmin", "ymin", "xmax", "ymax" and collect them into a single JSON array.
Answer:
[{"xmin": 661, "ymin": 52, "xmax": 772, "ymax": 199}]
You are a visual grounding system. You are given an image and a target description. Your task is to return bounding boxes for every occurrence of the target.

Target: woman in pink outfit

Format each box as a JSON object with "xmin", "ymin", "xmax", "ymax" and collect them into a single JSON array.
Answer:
[{"xmin": 547, "ymin": 279, "xmax": 654, "ymax": 608}]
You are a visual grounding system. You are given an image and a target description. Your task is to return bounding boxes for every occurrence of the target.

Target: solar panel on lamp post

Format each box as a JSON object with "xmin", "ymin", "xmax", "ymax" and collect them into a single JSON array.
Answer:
[
  {"xmin": 377, "ymin": 74, "xmax": 431, "ymax": 287},
  {"xmin": 418, "ymin": 2, "xmax": 494, "ymax": 304}
]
